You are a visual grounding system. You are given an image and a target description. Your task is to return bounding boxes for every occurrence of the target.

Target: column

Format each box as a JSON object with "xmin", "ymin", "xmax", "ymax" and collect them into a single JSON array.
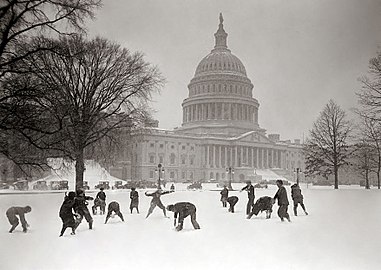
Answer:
[
  {"xmin": 213, "ymin": 144, "xmax": 217, "ymax": 167},
  {"xmin": 224, "ymin": 146, "xmax": 229, "ymax": 167},
  {"xmin": 206, "ymin": 145, "xmax": 210, "ymax": 167},
  {"xmin": 219, "ymin": 145, "xmax": 222, "ymax": 168},
  {"xmin": 234, "ymin": 146, "xmax": 238, "ymax": 167},
  {"xmin": 246, "ymin": 146, "xmax": 249, "ymax": 166},
  {"xmin": 240, "ymin": 146, "xmax": 244, "ymax": 167}
]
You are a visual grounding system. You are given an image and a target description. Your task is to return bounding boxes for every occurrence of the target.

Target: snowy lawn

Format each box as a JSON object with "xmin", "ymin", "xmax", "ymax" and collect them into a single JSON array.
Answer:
[{"xmin": 1, "ymin": 184, "xmax": 381, "ymax": 270}]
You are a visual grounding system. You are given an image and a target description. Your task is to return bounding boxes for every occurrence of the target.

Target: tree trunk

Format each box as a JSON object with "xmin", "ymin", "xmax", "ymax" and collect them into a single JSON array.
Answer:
[
  {"xmin": 365, "ymin": 170, "xmax": 370, "ymax": 189},
  {"xmin": 334, "ymin": 166, "xmax": 339, "ymax": 189},
  {"xmin": 378, "ymin": 167, "xmax": 380, "ymax": 190},
  {"xmin": 75, "ymin": 148, "xmax": 85, "ymax": 190}
]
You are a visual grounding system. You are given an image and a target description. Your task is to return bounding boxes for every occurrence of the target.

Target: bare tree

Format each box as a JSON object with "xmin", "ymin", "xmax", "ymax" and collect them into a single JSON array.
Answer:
[
  {"xmin": 356, "ymin": 50, "xmax": 381, "ymax": 189},
  {"xmin": 0, "ymin": 0, "xmax": 101, "ymax": 78},
  {"xmin": 303, "ymin": 100, "xmax": 352, "ymax": 189},
  {"xmin": 356, "ymin": 116, "xmax": 381, "ymax": 188},
  {"xmin": 352, "ymin": 140, "xmax": 377, "ymax": 189},
  {"xmin": 7, "ymin": 35, "xmax": 164, "ymax": 189}
]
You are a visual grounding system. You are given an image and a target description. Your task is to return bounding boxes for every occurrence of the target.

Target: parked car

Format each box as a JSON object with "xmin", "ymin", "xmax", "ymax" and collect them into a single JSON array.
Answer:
[
  {"xmin": 13, "ymin": 180, "xmax": 29, "ymax": 190},
  {"xmin": 50, "ymin": 181, "xmax": 61, "ymax": 190},
  {"xmin": 59, "ymin": 180, "xmax": 69, "ymax": 190},
  {"xmin": 254, "ymin": 183, "xmax": 268, "ymax": 189},
  {"xmin": 0, "ymin": 182, "xmax": 12, "ymax": 189},
  {"xmin": 112, "ymin": 180, "xmax": 125, "ymax": 189},
  {"xmin": 95, "ymin": 181, "xmax": 110, "ymax": 190},
  {"xmin": 187, "ymin": 182, "xmax": 202, "ymax": 190},
  {"xmin": 33, "ymin": 180, "xmax": 48, "ymax": 190}
]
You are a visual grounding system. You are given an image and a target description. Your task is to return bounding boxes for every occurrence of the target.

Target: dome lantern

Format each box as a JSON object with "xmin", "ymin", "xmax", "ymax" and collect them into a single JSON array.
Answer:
[{"xmin": 213, "ymin": 13, "xmax": 228, "ymax": 51}]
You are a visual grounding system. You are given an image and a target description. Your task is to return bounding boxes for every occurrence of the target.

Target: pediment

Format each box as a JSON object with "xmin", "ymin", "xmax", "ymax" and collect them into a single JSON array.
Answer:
[{"xmin": 233, "ymin": 131, "xmax": 273, "ymax": 144}]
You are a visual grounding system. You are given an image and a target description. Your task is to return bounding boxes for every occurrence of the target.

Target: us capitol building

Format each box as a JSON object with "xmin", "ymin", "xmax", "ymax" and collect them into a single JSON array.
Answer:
[{"xmin": 114, "ymin": 14, "xmax": 304, "ymax": 184}]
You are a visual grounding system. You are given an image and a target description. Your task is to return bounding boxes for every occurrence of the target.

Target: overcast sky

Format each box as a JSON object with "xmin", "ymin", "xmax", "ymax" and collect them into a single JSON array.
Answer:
[{"xmin": 87, "ymin": 0, "xmax": 381, "ymax": 141}]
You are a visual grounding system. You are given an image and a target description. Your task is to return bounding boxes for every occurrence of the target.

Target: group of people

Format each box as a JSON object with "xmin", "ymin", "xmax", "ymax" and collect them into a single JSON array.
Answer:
[
  {"xmin": 6, "ymin": 180, "xmax": 307, "ymax": 235},
  {"xmin": 220, "ymin": 180, "xmax": 308, "ymax": 222}
]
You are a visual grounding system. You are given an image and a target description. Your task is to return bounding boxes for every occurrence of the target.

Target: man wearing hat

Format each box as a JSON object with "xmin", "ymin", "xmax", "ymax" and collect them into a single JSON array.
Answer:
[
  {"xmin": 273, "ymin": 180, "xmax": 291, "ymax": 222},
  {"xmin": 166, "ymin": 202, "xmax": 200, "ymax": 231},
  {"xmin": 92, "ymin": 187, "xmax": 106, "ymax": 215},
  {"xmin": 74, "ymin": 189, "xmax": 94, "ymax": 229},
  {"xmin": 241, "ymin": 181, "xmax": 255, "ymax": 215}
]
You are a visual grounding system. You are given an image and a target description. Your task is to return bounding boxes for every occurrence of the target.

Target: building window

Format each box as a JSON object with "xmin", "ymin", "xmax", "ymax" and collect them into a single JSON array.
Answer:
[
  {"xmin": 160, "ymin": 144, "xmax": 164, "ymax": 149},
  {"xmin": 159, "ymin": 156, "xmax": 164, "ymax": 164},
  {"xmin": 190, "ymin": 172, "xmax": 193, "ymax": 180},
  {"xmin": 182, "ymin": 171, "xmax": 186, "ymax": 179},
  {"xmin": 150, "ymin": 143, "xmax": 154, "ymax": 148},
  {"xmin": 170, "ymin": 153, "xmax": 176, "ymax": 165},
  {"xmin": 190, "ymin": 158, "xmax": 194, "ymax": 165},
  {"xmin": 182, "ymin": 158, "xmax": 186, "ymax": 165},
  {"xmin": 171, "ymin": 145, "xmax": 175, "ymax": 149},
  {"xmin": 149, "ymin": 171, "xmax": 154, "ymax": 179},
  {"xmin": 190, "ymin": 146, "xmax": 194, "ymax": 151},
  {"xmin": 170, "ymin": 171, "xmax": 175, "ymax": 179},
  {"xmin": 149, "ymin": 155, "xmax": 155, "ymax": 164},
  {"xmin": 182, "ymin": 145, "xmax": 186, "ymax": 150}
]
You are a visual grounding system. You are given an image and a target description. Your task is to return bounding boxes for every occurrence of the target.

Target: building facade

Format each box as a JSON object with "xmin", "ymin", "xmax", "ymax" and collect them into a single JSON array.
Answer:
[{"xmin": 122, "ymin": 14, "xmax": 304, "ymax": 184}]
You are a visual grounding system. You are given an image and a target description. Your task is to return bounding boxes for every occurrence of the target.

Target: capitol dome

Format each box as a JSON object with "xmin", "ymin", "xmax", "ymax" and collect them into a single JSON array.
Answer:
[
  {"xmin": 180, "ymin": 13, "xmax": 261, "ymax": 136},
  {"xmin": 194, "ymin": 50, "xmax": 247, "ymax": 77}
]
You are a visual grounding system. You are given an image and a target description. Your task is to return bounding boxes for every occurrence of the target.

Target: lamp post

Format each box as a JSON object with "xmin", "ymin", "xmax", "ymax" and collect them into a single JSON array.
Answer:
[
  {"xmin": 225, "ymin": 167, "xmax": 234, "ymax": 190},
  {"xmin": 155, "ymin": 163, "xmax": 164, "ymax": 189},
  {"xmin": 294, "ymin": 168, "xmax": 301, "ymax": 185}
]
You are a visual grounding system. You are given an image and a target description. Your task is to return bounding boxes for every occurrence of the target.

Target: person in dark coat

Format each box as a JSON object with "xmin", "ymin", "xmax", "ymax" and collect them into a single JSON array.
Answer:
[
  {"xmin": 59, "ymin": 191, "xmax": 80, "ymax": 237},
  {"xmin": 166, "ymin": 202, "xmax": 200, "ymax": 231},
  {"xmin": 241, "ymin": 181, "xmax": 255, "ymax": 215},
  {"xmin": 170, "ymin": 184, "xmax": 175, "ymax": 192},
  {"xmin": 6, "ymin": 205, "xmax": 32, "ymax": 233},
  {"xmin": 247, "ymin": 196, "xmax": 274, "ymax": 219},
  {"xmin": 74, "ymin": 189, "xmax": 94, "ymax": 229},
  {"xmin": 220, "ymin": 185, "xmax": 229, "ymax": 207},
  {"xmin": 291, "ymin": 184, "xmax": 308, "ymax": 216},
  {"xmin": 130, "ymin": 187, "xmax": 139, "ymax": 214},
  {"xmin": 105, "ymin": 201, "xmax": 124, "ymax": 224},
  {"xmin": 92, "ymin": 187, "xmax": 106, "ymax": 215},
  {"xmin": 145, "ymin": 188, "xmax": 173, "ymax": 218},
  {"xmin": 227, "ymin": 196, "xmax": 239, "ymax": 213},
  {"xmin": 273, "ymin": 180, "xmax": 291, "ymax": 222}
]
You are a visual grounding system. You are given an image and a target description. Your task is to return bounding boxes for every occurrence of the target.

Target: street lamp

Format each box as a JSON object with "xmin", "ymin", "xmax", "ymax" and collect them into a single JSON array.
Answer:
[
  {"xmin": 225, "ymin": 167, "xmax": 234, "ymax": 190},
  {"xmin": 155, "ymin": 163, "xmax": 165, "ymax": 189},
  {"xmin": 294, "ymin": 168, "xmax": 301, "ymax": 185}
]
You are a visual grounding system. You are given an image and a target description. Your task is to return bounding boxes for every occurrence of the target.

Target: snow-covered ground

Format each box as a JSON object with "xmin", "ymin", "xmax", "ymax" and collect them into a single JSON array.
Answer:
[{"xmin": 1, "ymin": 183, "xmax": 380, "ymax": 270}]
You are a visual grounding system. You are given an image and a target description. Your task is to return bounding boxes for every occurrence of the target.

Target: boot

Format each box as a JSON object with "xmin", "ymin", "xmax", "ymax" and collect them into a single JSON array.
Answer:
[{"xmin": 89, "ymin": 221, "xmax": 93, "ymax": 230}]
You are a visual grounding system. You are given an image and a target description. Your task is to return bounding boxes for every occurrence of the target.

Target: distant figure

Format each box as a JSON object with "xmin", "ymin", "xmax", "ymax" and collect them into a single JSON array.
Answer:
[
  {"xmin": 273, "ymin": 180, "xmax": 291, "ymax": 222},
  {"xmin": 291, "ymin": 184, "xmax": 308, "ymax": 216},
  {"xmin": 130, "ymin": 187, "xmax": 139, "ymax": 214},
  {"xmin": 166, "ymin": 202, "xmax": 200, "ymax": 231},
  {"xmin": 247, "ymin": 196, "xmax": 274, "ymax": 219},
  {"xmin": 241, "ymin": 181, "xmax": 255, "ymax": 215},
  {"xmin": 170, "ymin": 184, "xmax": 175, "ymax": 192},
  {"xmin": 220, "ymin": 185, "xmax": 229, "ymax": 207},
  {"xmin": 105, "ymin": 201, "xmax": 124, "ymax": 224},
  {"xmin": 59, "ymin": 191, "xmax": 79, "ymax": 237},
  {"xmin": 74, "ymin": 189, "xmax": 94, "ymax": 229},
  {"xmin": 6, "ymin": 206, "xmax": 32, "ymax": 233},
  {"xmin": 92, "ymin": 187, "xmax": 106, "ymax": 215},
  {"xmin": 227, "ymin": 196, "xmax": 239, "ymax": 213},
  {"xmin": 145, "ymin": 188, "xmax": 174, "ymax": 218}
]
